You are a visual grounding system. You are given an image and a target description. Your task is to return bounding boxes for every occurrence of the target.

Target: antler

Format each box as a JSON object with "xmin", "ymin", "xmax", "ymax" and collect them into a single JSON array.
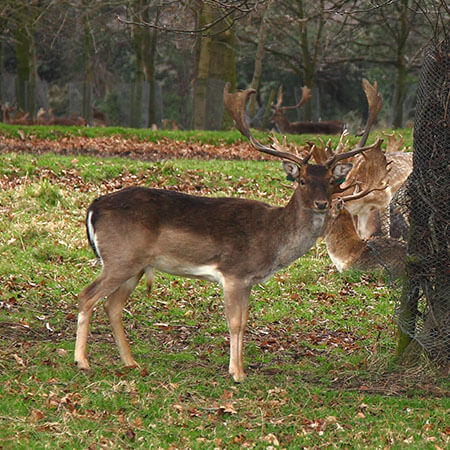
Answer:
[
  {"xmin": 224, "ymin": 83, "xmax": 378, "ymax": 169},
  {"xmin": 357, "ymin": 79, "xmax": 383, "ymax": 148},
  {"xmin": 324, "ymin": 138, "xmax": 384, "ymax": 169},
  {"xmin": 223, "ymin": 83, "xmax": 309, "ymax": 166},
  {"xmin": 310, "ymin": 130, "xmax": 349, "ymax": 165},
  {"xmin": 336, "ymin": 139, "xmax": 390, "ymax": 202},
  {"xmin": 280, "ymin": 86, "xmax": 312, "ymax": 112}
]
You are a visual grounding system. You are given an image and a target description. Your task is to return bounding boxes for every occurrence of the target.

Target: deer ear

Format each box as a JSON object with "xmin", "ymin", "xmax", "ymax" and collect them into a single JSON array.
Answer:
[
  {"xmin": 282, "ymin": 161, "xmax": 300, "ymax": 181},
  {"xmin": 332, "ymin": 163, "xmax": 353, "ymax": 184}
]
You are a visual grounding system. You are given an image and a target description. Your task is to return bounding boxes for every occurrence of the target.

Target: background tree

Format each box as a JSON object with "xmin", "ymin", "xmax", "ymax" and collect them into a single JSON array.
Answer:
[
  {"xmin": 2, "ymin": 0, "xmax": 44, "ymax": 116},
  {"xmin": 350, "ymin": 0, "xmax": 430, "ymax": 127},
  {"xmin": 193, "ymin": 3, "xmax": 237, "ymax": 130}
]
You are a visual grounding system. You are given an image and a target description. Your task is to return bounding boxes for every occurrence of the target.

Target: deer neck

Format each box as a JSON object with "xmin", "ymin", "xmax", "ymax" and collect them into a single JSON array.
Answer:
[
  {"xmin": 324, "ymin": 209, "xmax": 366, "ymax": 272},
  {"xmin": 273, "ymin": 111, "xmax": 292, "ymax": 134},
  {"xmin": 271, "ymin": 192, "xmax": 328, "ymax": 267}
]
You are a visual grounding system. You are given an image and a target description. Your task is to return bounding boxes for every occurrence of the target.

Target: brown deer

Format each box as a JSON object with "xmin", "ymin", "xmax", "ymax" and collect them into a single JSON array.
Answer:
[
  {"xmin": 324, "ymin": 198, "xmax": 407, "ymax": 278},
  {"xmin": 312, "ymin": 80, "xmax": 412, "ymax": 239},
  {"xmin": 48, "ymin": 109, "xmax": 87, "ymax": 126},
  {"xmin": 271, "ymin": 86, "xmax": 344, "ymax": 135},
  {"xmin": 74, "ymin": 84, "xmax": 378, "ymax": 382}
]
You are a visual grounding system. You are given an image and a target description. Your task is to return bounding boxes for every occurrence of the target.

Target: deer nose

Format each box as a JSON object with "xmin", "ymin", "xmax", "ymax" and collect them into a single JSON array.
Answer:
[{"xmin": 314, "ymin": 200, "xmax": 329, "ymax": 211}]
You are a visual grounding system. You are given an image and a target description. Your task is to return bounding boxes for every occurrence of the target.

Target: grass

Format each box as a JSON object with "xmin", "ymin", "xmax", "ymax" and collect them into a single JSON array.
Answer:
[{"xmin": 0, "ymin": 148, "xmax": 447, "ymax": 449}]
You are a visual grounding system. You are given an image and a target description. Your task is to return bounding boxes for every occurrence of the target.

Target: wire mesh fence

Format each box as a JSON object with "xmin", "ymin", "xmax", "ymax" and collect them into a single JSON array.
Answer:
[{"xmin": 394, "ymin": 38, "xmax": 449, "ymax": 366}]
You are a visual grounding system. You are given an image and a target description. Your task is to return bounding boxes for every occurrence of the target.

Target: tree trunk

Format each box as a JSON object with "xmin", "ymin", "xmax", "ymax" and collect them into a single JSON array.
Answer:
[
  {"xmin": 82, "ymin": 15, "xmax": 93, "ymax": 124},
  {"xmin": 396, "ymin": 39, "xmax": 450, "ymax": 370},
  {"xmin": 193, "ymin": 3, "xmax": 237, "ymax": 130},
  {"xmin": 248, "ymin": 0, "xmax": 272, "ymax": 117},
  {"xmin": 0, "ymin": 41, "xmax": 2, "ymax": 105},
  {"xmin": 131, "ymin": 3, "xmax": 145, "ymax": 128},
  {"xmin": 390, "ymin": 0, "xmax": 410, "ymax": 128},
  {"xmin": 14, "ymin": 25, "xmax": 36, "ymax": 115},
  {"xmin": 142, "ymin": 1, "xmax": 160, "ymax": 127},
  {"xmin": 296, "ymin": 0, "xmax": 324, "ymax": 121}
]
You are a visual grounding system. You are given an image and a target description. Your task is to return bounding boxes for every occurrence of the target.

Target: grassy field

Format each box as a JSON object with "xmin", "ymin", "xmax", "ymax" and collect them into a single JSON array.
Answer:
[{"xmin": 0, "ymin": 143, "xmax": 447, "ymax": 448}]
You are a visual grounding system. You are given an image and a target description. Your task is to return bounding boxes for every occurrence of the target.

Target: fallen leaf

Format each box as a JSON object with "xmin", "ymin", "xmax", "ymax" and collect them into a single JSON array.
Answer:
[
  {"xmin": 30, "ymin": 409, "xmax": 45, "ymax": 421},
  {"xmin": 57, "ymin": 348, "xmax": 68, "ymax": 357},
  {"xmin": 132, "ymin": 417, "xmax": 143, "ymax": 428},
  {"xmin": 219, "ymin": 403, "xmax": 237, "ymax": 415},
  {"xmin": 125, "ymin": 428, "xmax": 136, "ymax": 441},
  {"xmin": 262, "ymin": 433, "xmax": 280, "ymax": 446},
  {"xmin": 12, "ymin": 353, "xmax": 26, "ymax": 367}
]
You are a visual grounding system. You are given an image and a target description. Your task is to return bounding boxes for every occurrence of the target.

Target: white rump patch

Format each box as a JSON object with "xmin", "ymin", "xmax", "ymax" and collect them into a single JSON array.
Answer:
[{"xmin": 87, "ymin": 210, "xmax": 102, "ymax": 265}]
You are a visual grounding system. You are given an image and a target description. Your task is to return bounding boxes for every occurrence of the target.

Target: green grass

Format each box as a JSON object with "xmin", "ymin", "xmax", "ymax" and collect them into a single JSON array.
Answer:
[{"xmin": 0, "ymin": 150, "xmax": 447, "ymax": 449}]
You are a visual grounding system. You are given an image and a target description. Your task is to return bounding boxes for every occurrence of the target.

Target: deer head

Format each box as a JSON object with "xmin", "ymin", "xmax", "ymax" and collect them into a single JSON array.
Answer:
[{"xmin": 223, "ymin": 83, "xmax": 379, "ymax": 212}]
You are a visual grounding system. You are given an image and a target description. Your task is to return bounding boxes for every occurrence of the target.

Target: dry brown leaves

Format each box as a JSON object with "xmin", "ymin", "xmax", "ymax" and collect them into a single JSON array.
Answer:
[{"xmin": 0, "ymin": 134, "xmax": 282, "ymax": 161}]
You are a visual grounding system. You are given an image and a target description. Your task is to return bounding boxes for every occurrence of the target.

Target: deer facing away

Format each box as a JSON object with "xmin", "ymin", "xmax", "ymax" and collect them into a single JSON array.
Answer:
[{"xmin": 74, "ymin": 84, "xmax": 377, "ymax": 382}]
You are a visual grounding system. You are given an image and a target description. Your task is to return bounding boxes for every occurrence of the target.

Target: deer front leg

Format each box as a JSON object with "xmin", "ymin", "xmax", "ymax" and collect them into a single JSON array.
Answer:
[
  {"xmin": 224, "ymin": 281, "xmax": 251, "ymax": 382},
  {"xmin": 103, "ymin": 273, "xmax": 143, "ymax": 368}
]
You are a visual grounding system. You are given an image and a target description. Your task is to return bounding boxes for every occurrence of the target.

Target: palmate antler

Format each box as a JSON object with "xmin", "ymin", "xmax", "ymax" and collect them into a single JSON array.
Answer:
[
  {"xmin": 274, "ymin": 85, "xmax": 312, "ymax": 112},
  {"xmin": 357, "ymin": 79, "xmax": 383, "ymax": 148},
  {"xmin": 223, "ymin": 83, "xmax": 376, "ymax": 169},
  {"xmin": 335, "ymin": 138, "xmax": 391, "ymax": 202}
]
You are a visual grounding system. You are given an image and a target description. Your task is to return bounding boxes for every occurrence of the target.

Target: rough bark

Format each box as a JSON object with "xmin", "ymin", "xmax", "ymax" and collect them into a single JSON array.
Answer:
[
  {"xmin": 14, "ymin": 24, "xmax": 36, "ymax": 115},
  {"xmin": 82, "ymin": 14, "xmax": 93, "ymax": 124},
  {"xmin": 193, "ymin": 3, "xmax": 237, "ymax": 130},
  {"xmin": 142, "ymin": 2, "xmax": 160, "ymax": 127},
  {"xmin": 248, "ymin": 0, "xmax": 272, "ymax": 117}
]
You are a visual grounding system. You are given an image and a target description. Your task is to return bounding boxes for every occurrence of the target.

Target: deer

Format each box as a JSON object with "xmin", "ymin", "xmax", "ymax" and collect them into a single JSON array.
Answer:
[
  {"xmin": 312, "ymin": 80, "xmax": 412, "ymax": 240},
  {"xmin": 324, "ymin": 198, "xmax": 407, "ymax": 279},
  {"xmin": 271, "ymin": 86, "xmax": 344, "ymax": 135},
  {"xmin": 74, "ymin": 83, "xmax": 379, "ymax": 382},
  {"xmin": 321, "ymin": 141, "xmax": 407, "ymax": 278}
]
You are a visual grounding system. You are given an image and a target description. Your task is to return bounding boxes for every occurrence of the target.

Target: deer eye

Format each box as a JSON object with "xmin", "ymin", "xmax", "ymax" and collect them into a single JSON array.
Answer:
[{"xmin": 299, "ymin": 178, "xmax": 306, "ymax": 186}]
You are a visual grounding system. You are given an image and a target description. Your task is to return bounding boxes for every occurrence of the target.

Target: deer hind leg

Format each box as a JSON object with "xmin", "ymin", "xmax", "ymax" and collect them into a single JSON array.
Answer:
[
  {"xmin": 223, "ymin": 281, "xmax": 251, "ymax": 382},
  {"xmin": 75, "ymin": 271, "xmax": 140, "ymax": 370},
  {"xmin": 103, "ymin": 272, "xmax": 144, "ymax": 368},
  {"xmin": 145, "ymin": 267, "xmax": 155, "ymax": 293}
]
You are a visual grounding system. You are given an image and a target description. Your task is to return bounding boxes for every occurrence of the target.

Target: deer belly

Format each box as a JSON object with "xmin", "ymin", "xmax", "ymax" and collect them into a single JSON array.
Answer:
[{"xmin": 153, "ymin": 256, "xmax": 224, "ymax": 285}]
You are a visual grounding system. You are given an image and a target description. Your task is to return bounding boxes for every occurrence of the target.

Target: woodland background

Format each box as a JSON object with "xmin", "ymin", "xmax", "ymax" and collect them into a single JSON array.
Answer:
[{"xmin": 1, "ymin": 0, "xmax": 448, "ymax": 131}]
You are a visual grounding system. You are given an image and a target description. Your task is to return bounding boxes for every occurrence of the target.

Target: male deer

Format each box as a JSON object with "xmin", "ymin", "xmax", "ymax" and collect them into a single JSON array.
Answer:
[
  {"xmin": 74, "ymin": 84, "xmax": 376, "ymax": 382},
  {"xmin": 332, "ymin": 80, "xmax": 412, "ymax": 239},
  {"xmin": 271, "ymin": 86, "xmax": 344, "ymax": 135}
]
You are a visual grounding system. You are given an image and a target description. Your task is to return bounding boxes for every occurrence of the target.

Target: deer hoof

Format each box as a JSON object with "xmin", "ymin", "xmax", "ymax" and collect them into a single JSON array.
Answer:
[{"xmin": 75, "ymin": 359, "xmax": 91, "ymax": 370}]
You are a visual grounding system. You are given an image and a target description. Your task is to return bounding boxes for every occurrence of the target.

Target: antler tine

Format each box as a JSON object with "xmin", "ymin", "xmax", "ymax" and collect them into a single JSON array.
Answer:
[
  {"xmin": 224, "ymin": 83, "xmax": 306, "ymax": 165},
  {"xmin": 335, "ymin": 183, "xmax": 388, "ymax": 203},
  {"xmin": 357, "ymin": 79, "xmax": 383, "ymax": 148},
  {"xmin": 325, "ymin": 138, "xmax": 383, "ymax": 168},
  {"xmin": 275, "ymin": 85, "xmax": 284, "ymax": 109},
  {"xmin": 281, "ymin": 86, "xmax": 312, "ymax": 112},
  {"xmin": 335, "ymin": 129, "xmax": 349, "ymax": 154},
  {"xmin": 310, "ymin": 142, "xmax": 328, "ymax": 165}
]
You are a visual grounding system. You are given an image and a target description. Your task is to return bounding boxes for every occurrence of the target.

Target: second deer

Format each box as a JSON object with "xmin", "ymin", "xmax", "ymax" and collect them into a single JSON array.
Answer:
[{"xmin": 324, "ymin": 198, "xmax": 407, "ymax": 279}]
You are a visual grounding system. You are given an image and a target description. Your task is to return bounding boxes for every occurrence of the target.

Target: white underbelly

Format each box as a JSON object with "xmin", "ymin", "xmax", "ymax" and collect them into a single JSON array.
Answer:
[{"xmin": 153, "ymin": 257, "xmax": 224, "ymax": 286}]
